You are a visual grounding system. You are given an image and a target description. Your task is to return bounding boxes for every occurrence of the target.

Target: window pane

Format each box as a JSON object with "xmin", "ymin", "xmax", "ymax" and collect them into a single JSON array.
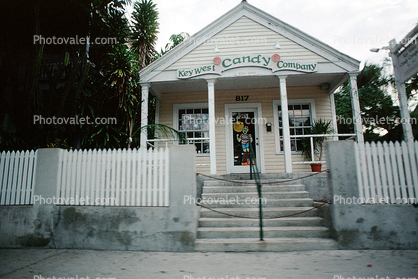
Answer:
[
  {"xmin": 203, "ymin": 142, "xmax": 210, "ymax": 153},
  {"xmin": 178, "ymin": 107, "xmax": 210, "ymax": 153},
  {"xmin": 277, "ymin": 102, "xmax": 312, "ymax": 153}
]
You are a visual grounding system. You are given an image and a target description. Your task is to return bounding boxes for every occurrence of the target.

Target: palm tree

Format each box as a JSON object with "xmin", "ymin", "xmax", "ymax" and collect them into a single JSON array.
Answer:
[
  {"xmin": 130, "ymin": 0, "xmax": 159, "ymax": 69},
  {"xmin": 155, "ymin": 32, "xmax": 190, "ymax": 59}
]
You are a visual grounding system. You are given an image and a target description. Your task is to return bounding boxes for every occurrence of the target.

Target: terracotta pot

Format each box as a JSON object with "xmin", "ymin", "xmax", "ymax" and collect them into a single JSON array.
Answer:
[{"xmin": 310, "ymin": 163, "xmax": 322, "ymax": 172}]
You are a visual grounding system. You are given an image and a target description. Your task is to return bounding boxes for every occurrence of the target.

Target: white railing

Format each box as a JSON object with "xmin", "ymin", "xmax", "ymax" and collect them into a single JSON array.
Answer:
[
  {"xmin": 0, "ymin": 150, "xmax": 37, "ymax": 205},
  {"xmin": 56, "ymin": 148, "xmax": 170, "ymax": 206},
  {"xmin": 147, "ymin": 138, "xmax": 211, "ymax": 166},
  {"xmin": 289, "ymin": 133, "xmax": 357, "ymax": 164},
  {"xmin": 354, "ymin": 141, "xmax": 418, "ymax": 204},
  {"xmin": 146, "ymin": 137, "xmax": 209, "ymax": 148}
]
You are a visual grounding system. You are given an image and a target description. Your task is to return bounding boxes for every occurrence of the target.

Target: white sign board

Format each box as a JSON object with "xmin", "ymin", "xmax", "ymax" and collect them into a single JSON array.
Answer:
[
  {"xmin": 177, "ymin": 54, "xmax": 317, "ymax": 79},
  {"xmin": 397, "ymin": 40, "xmax": 418, "ymax": 83}
]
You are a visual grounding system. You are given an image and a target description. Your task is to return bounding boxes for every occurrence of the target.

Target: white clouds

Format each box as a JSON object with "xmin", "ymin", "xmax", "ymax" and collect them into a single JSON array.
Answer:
[{"xmin": 127, "ymin": 0, "xmax": 418, "ymax": 63}]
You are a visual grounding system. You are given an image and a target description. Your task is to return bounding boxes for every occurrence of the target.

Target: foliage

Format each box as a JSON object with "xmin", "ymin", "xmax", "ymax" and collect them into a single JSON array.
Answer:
[
  {"xmin": 301, "ymin": 119, "xmax": 333, "ymax": 161},
  {"xmin": 130, "ymin": 0, "xmax": 159, "ymax": 69},
  {"xmin": 46, "ymin": 138, "xmax": 72, "ymax": 150},
  {"xmin": 139, "ymin": 124, "xmax": 187, "ymax": 145},
  {"xmin": 406, "ymin": 75, "xmax": 418, "ymax": 100},
  {"xmin": 0, "ymin": 0, "xmax": 178, "ymax": 151},
  {"xmin": 334, "ymin": 64, "xmax": 401, "ymax": 142},
  {"xmin": 155, "ymin": 32, "xmax": 190, "ymax": 59}
]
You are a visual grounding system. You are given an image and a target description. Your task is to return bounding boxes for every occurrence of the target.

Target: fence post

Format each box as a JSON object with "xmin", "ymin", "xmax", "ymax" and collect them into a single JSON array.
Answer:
[
  {"xmin": 168, "ymin": 145, "xmax": 198, "ymax": 250},
  {"xmin": 33, "ymin": 148, "xmax": 63, "ymax": 205},
  {"xmin": 326, "ymin": 141, "xmax": 360, "ymax": 198}
]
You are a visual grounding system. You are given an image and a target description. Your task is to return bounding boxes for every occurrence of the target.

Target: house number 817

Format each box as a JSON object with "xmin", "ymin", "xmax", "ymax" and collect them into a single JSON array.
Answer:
[{"xmin": 236, "ymin": 95, "xmax": 249, "ymax": 101}]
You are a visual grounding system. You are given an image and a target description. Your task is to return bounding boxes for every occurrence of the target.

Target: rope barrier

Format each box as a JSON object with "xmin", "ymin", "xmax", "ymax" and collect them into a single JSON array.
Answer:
[
  {"xmin": 196, "ymin": 201, "xmax": 330, "ymax": 219},
  {"xmin": 196, "ymin": 169, "xmax": 329, "ymax": 185}
]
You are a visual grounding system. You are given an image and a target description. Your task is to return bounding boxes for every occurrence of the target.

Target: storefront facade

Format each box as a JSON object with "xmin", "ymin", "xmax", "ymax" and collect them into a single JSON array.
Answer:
[{"xmin": 139, "ymin": 1, "xmax": 363, "ymax": 175}]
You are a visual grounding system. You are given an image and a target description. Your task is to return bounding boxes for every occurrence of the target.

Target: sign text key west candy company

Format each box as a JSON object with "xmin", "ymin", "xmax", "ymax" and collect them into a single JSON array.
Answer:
[{"xmin": 176, "ymin": 54, "xmax": 317, "ymax": 79}]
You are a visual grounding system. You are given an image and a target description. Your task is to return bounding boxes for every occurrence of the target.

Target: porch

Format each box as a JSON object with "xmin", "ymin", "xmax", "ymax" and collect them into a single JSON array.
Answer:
[{"xmin": 141, "ymin": 71, "xmax": 363, "ymax": 175}]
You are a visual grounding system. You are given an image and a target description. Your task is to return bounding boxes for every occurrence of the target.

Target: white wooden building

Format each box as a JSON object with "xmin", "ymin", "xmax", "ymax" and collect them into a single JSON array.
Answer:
[{"xmin": 139, "ymin": 1, "xmax": 363, "ymax": 175}]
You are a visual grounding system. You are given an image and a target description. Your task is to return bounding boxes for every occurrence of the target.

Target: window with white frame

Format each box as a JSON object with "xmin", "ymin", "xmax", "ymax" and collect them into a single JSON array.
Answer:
[
  {"xmin": 273, "ymin": 99, "xmax": 315, "ymax": 154},
  {"xmin": 174, "ymin": 104, "xmax": 210, "ymax": 154}
]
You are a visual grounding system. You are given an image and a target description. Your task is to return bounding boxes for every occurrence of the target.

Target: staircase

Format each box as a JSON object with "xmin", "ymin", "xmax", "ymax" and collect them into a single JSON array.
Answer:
[{"xmin": 195, "ymin": 179, "xmax": 338, "ymax": 252}]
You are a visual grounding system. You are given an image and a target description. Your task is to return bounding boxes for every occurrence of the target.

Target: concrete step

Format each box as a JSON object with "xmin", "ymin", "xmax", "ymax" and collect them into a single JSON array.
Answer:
[
  {"xmin": 194, "ymin": 238, "xmax": 338, "ymax": 252},
  {"xmin": 202, "ymin": 185, "xmax": 306, "ymax": 193},
  {"xmin": 197, "ymin": 226, "xmax": 330, "ymax": 239},
  {"xmin": 203, "ymin": 179, "xmax": 303, "ymax": 187},
  {"xmin": 198, "ymin": 207, "xmax": 319, "ymax": 218},
  {"xmin": 201, "ymin": 191, "xmax": 309, "ymax": 200},
  {"xmin": 199, "ymin": 198, "xmax": 313, "ymax": 208},
  {"xmin": 198, "ymin": 217, "xmax": 324, "ymax": 228}
]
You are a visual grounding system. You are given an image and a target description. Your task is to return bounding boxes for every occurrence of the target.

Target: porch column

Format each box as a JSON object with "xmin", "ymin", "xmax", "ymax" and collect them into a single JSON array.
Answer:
[
  {"xmin": 207, "ymin": 79, "xmax": 217, "ymax": 174},
  {"xmin": 278, "ymin": 75, "xmax": 292, "ymax": 173},
  {"xmin": 348, "ymin": 73, "xmax": 364, "ymax": 143},
  {"xmin": 154, "ymin": 97, "xmax": 160, "ymax": 148},
  {"xmin": 389, "ymin": 40, "xmax": 414, "ymax": 143},
  {"xmin": 140, "ymin": 83, "xmax": 150, "ymax": 148},
  {"xmin": 329, "ymin": 92, "xmax": 339, "ymax": 141}
]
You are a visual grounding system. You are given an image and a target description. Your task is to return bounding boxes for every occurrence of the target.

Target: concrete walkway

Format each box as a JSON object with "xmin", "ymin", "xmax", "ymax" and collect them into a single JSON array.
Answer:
[{"xmin": 0, "ymin": 249, "xmax": 417, "ymax": 279}]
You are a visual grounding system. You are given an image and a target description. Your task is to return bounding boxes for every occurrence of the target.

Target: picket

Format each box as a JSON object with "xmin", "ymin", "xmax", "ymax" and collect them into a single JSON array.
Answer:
[
  {"xmin": 0, "ymin": 152, "xmax": 7, "ymax": 204},
  {"xmin": 356, "ymin": 141, "xmax": 418, "ymax": 204},
  {"xmin": 20, "ymin": 151, "xmax": 30, "ymax": 204},
  {"xmin": 383, "ymin": 142, "xmax": 395, "ymax": 203},
  {"xmin": 377, "ymin": 143, "xmax": 389, "ymax": 203},
  {"xmin": 28, "ymin": 150, "xmax": 37, "ymax": 205},
  {"xmin": 371, "ymin": 143, "xmax": 383, "ymax": 201}
]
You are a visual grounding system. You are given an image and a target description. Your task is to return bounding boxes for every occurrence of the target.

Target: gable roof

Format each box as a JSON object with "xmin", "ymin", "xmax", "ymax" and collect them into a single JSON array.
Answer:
[{"xmin": 140, "ymin": 1, "xmax": 359, "ymax": 84}]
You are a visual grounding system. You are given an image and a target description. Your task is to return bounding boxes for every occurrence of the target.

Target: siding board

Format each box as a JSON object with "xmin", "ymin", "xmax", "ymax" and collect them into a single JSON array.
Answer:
[{"xmin": 168, "ymin": 16, "xmax": 328, "ymax": 70}]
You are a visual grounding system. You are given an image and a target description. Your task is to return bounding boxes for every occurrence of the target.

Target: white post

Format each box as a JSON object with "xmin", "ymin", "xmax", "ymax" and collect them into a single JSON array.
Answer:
[
  {"xmin": 278, "ymin": 75, "xmax": 292, "ymax": 173},
  {"xmin": 389, "ymin": 39, "xmax": 414, "ymax": 144},
  {"xmin": 140, "ymin": 83, "xmax": 150, "ymax": 148},
  {"xmin": 207, "ymin": 79, "xmax": 217, "ymax": 174},
  {"xmin": 154, "ymin": 97, "xmax": 160, "ymax": 148},
  {"xmin": 349, "ymin": 73, "xmax": 364, "ymax": 143},
  {"xmin": 329, "ymin": 92, "xmax": 339, "ymax": 141}
]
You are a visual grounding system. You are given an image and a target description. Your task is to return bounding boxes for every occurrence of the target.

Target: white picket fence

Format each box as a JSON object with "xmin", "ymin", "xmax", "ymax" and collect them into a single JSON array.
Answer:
[
  {"xmin": 354, "ymin": 141, "xmax": 418, "ymax": 204},
  {"xmin": 0, "ymin": 150, "xmax": 38, "ymax": 205},
  {"xmin": 56, "ymin": 148, "xmax": 170, "ymax": 206}
]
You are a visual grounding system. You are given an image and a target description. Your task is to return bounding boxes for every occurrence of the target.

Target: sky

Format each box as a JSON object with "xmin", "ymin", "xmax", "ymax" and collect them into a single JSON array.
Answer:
[{"xmin": 127, "ymin": 0, "xmax": 418, "ymax": 68}]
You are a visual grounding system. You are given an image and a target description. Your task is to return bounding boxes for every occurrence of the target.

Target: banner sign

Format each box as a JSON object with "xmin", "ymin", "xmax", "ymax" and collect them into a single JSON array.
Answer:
[{"xmin": 176, "ymin": 54, "xmax": 317, "ymax": 79}]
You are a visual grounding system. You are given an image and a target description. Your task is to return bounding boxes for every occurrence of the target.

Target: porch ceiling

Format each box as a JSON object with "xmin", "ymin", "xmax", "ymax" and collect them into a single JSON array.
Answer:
[{"xmin": 149, "ymin": 72, "xmax": 347, "ymax": 97}]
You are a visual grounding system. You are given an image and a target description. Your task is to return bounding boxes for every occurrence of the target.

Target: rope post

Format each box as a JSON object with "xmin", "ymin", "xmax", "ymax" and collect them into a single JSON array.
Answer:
[{"xmin": 249, "ymin": 144, "xmax": 263, "ymax": 241}]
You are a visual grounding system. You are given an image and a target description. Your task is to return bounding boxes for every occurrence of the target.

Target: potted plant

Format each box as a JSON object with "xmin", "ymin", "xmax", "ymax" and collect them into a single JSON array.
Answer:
[{"xmin": 301, "ymin": 119, "xmax": 333, "ymax": 172}]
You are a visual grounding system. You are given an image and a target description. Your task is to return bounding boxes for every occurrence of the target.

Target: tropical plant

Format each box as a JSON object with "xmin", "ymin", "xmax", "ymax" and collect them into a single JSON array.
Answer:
[
  {"xmin": 301, "ymin": 119, "xmax": 333, "ymax": 161},
  {"xmin": 130, "ymin": 0, "xmax": 159, "ymax": 69},
  {"xmin": 334, "ymin": 64, "xmax": 401, "ymax": 142},
  {"xmin": 155, "ymin": 32, "xmax": 190, "ymax": 59}
]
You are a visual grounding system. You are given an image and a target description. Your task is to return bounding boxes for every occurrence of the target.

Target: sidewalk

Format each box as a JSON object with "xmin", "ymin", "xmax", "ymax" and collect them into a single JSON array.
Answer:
[{"xmin": 1, "ymin": 249, "xmax": 417, "ymax": 279}]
